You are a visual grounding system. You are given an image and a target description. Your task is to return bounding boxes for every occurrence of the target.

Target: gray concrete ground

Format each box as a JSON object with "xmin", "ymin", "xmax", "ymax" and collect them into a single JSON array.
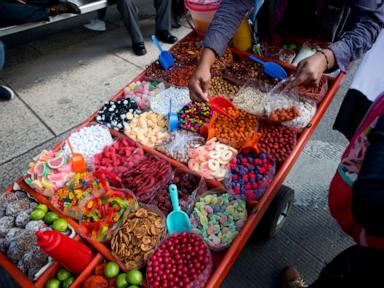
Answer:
[{"xmin": 0, "ymin": 7, "xmax": 357, "ymax": 288}]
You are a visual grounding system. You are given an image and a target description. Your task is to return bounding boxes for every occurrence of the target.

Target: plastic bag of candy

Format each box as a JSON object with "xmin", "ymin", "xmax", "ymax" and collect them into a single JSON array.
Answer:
[
  {"xmin": 264, "ymin": 79, "xmax": 301, "ymax": 123},
  {"xmin": 23, "ymin": 149, "xmax": 74, "ymax": 197},
  {"xmin": 111, "ymin": 205, "xmax": 166, "ymax": 270},
  {"xmin": 298, "ymin": 75, "xmax": 328, "ymax": 104},
  {"xmin": 282, "ymin": 99, "xmax": 317, "ymax": 129},
  {"xmin": 147, "ymin": 232, "xmax": 213, "ymax": 288},
  {"xmin": 225, "ymin": 151, "xmax": 276, "ymax": 201},
  {"xmin": 156, "ymin": 130, "xmax": 206, "ymax": 163},
  {"xmin": 79, "ymin": 187, "xmax": 139, "ymax": 242},
  {"xmin": 151, "ymin": 169, "xmax": 207, "ymax": 216},
  {"xmin": 189, "ymin": 189, "xmax": 247, "ymax": 251},
  {"xmin": 124, "ymin": 81, "xmax": 166, "ymax": 110}
]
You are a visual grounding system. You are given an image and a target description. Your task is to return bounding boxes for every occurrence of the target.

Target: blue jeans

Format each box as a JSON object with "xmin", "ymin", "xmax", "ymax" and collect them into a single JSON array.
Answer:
[{"xmin": 0, "ymin": 41, "xmax": 4, "ymax": 71}]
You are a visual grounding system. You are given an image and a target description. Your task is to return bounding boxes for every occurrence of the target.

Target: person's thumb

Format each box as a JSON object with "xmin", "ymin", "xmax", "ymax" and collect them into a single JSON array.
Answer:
[{"xmin": 200, "ymin": 79, "xmax": 210, "ymax": 101}]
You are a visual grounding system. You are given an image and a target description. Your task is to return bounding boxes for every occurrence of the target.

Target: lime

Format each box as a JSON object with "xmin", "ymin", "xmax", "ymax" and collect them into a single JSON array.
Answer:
[
  {"xmin": 62, "ymin": 276, "xmax": 74, "ymax": 288},
  {"xmin": 30, "ymin": 209, "xmax": 46, "ymax": 220},
  {"xmin": 52, "ymin": 218, "xmax": 68, "ymax": 232},
  {"xmin": 116, "ymin": 273, "xmax": 129, "ymax": 288},
  {"xmin": 56, "ymin": 268, "xmax": 71, "ymax": 281},
  {"xmin": 44, "ymin": 211, "xmax": 59, "ymax": 224},
  {"xmin": 127, "ymin": 286, "xmax": 139, "ymax": 288},
  {"xmin": 45, "ymin": 278, "xmax": 60, "ymax": 288},
  {"xmin": 35, "ymin": 204, "xmax": 48, "ymax": 213},
  {"xmin": 126, "ymin": 269, "xmax": 143, "ymax": 285},
  {"xmin": 104, "ymin": 262, "xmax": 120, "ymax": 279}
]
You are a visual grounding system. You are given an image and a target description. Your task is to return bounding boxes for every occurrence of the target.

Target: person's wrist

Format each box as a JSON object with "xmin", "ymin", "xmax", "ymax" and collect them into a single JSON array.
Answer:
[{"xmin": 315, "ymin": 49, "xmax": 329, "ymax": 72}]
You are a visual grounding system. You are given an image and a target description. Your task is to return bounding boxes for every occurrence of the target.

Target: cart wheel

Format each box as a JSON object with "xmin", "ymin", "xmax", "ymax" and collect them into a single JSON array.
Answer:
[{"xmin": 254, "ymin": 185, "xmax": 294, "ymax": 240}]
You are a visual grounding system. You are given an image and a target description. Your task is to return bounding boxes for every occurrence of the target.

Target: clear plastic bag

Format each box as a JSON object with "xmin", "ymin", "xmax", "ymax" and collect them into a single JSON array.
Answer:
[
  {"xmin": 264, "ymin": 79, "xmax": 301, "ymax": 123},
  {"xmin": 189, "ymin": 189, "xmax": 248, "ymax": 251},
  {"xmin": 146, "ymin": 232, "xmax": 213, "ymax": 288},
  {"xmin": 298, "ymin": 75, "xmax": 328, "ymax": 104},
  {"xmin": 111, "ymin": 205, "xmax": 166, "ymax": 270},
  {"xmin": 225, "ymin": 151, "xmax": 276, "ymax": 201},
  {"xmin": 156, "ymin": 130, "xmax": 206, "ymax": 163},
  {"xmin": 150, "ymin": 169, "xmax": 207, "ymax": 216},
  {"xmin": 232, "ymin": 80, "xmax": 272, "ymax": 116},
  {"xmin": 282, "ymin": 99, "xmax": 317, "ymax": 129}
]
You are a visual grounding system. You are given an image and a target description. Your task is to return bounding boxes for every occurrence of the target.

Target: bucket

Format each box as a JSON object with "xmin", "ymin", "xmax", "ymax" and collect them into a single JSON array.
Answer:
[{"xmin": 184, "ymin": 0, "xmax": 221, "ymax": 34}]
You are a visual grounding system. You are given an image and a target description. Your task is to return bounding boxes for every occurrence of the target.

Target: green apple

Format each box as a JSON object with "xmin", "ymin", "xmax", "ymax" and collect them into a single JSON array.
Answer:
[
  {"xmin": 44, "ymin": 211, "xmax": 59, "ymax": 224},
  {"xmin": 104, "ymin": 261, "xmax": 120, "ymax": 279},
  {"xmin": 56, "ymin": 268, "xmax": 71, "ymax": 281},
  {"xmin": 45, "ymin": 278, "xmax": 60, "ymax": 288},
  {"xmin": 52, "ymin": 218, "xmax": 68, "ymax": 232},
  {"xmin": 126, "ymin": 269, "xmax": 143, "ymax": 285},
  {"xmin": 116, "ymin": 273, "xmax": 129, "ymax": 288}
]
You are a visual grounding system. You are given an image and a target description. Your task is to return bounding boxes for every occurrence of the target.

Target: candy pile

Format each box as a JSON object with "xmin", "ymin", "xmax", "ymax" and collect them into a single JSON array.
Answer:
[
  {"xmin": 80, "ymin": 189, "xmax": 139, "ymax": 242},
  {"xmin": 212, "ymin": 108, "xmax": 258, "ymax": 150},
  {"xmin": 152, "ymin": 171, "xmax": 205, "ymax": 215},
  {"xmin": 124, "ymin": 81, "xmax": 166, "ymax": 110},
  {"xmin": 210, "ymin": 49, "xmax": 234, "ymax": 76},
  {"xmin": 228, "ymin": 152, "xmax": 275, "ymax": 200},
  {"xmin": 258, "ymin": 123, "xmax": 297, "ymax": 166},
  {"xmin": 63, "ymin": 125, "xmax": 113, "ymax": 167},
  {"xmin": 190, "ymin": 193, "xmax": 247, "ymax": 251},
  {"xmin": 51, "ymin": 172, "xmax": 104, "ymax": 220},
  {"xmin": 111, "ymin": 207, "xmax": 165, "ymax": 269},
  {"xmin": 170, "ymin": 41, "xmax": 201, "ymax": 65},
  {"xmin": 188, "ymin": 138, "xmax": 237, "ymax": 181},
  {"xmin": 156, "ymin": 130, "xmax": 205, "ymax": 163},
  {"xmin": 93, "ymin": 138, "xmax": 145, "ymax": 177},
  {"xmin": 178, "ymin": 101, "xmax": 212, "ymax": 132},
  {"xmin": 208, "ymin": 76, "xmax": 240, "ymax": 100},
  {"xmin": 150, "ymin": 87, "xmax": 190, "ymax": 115},
  {"xmin": 232, "ymin": 86, "xmax": 267, "ymax": 116},
  {"xmin": 145, "ymin": 61, "xmax": 169, "ymax": 81},
  {"xmin": 95, "ymin": 99, "xmax": 142, "ymax": 131},
  {"xmin": 298, "ymin": 75, "xmax": 328, "ymax": 104},
  {"xmin": 24, "ymin": 150, "xmax": 73, "ymax": 197},
  {"xmin": 120, "ymin": 155, "xmax": 172, "ymax": 202},
  {"xmin": 166, "ymin": 65, "xmax": 196, "ymax": 87},
  {"xmin": 0, "ymin": 191, "xmax": 48, "ymax": 280},
  {"xmin": 283, "ymin": 101, "xmax": 316, "ymax": 129},
  {"xmin": 124, "ymin": 112, "xmax": 169, "ymax": 147},
  {"xmin": 147, "ymin": 232, "xmax": 212, "ymax": 288}
]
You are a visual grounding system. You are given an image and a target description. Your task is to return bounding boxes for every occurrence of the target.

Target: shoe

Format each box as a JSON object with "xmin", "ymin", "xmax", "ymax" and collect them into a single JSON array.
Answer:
[
  {"xmin": 48, "ymin": 2, "xmax": 81, "ymax": 16},
  {"xmin": 172, "ymin": 17, "xmax": 182, "ymax": 29},
  {"xmin": 84, "ymin": 19, "xmax": 106, "ymax": 32},
  {"xmin": 0, "ymin": 85, "xmax": 15, "ymax": 101},
  {"xmin": 155, "ymin": 30, "xmax": 178, "ymax": 44},
  {"xmin": 132, "ymin": 42, "xmax": 147, "ymax": 56},
  {"xmin": 281, "ymin": 267, "xmax": 307, "ymax": 288}
]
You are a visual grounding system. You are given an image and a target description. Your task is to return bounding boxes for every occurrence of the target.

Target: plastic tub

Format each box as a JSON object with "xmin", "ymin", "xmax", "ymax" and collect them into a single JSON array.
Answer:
[{"xmin": 185, "ymin": 0, "xmax": 221, "ymax": 33}]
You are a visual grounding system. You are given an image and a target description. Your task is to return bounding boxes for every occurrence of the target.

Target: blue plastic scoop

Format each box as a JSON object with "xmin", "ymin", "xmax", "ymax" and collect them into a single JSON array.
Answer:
[
  {"xmin": 248, "ymin": 55, "xmax": 288, "ymax": 80},
  {"xmin": 152, "ymin": 35, "xmax": 174, "ymax": 70},
  {"xmin": 166, "ymin": 184, "xmax": 191, "ymax": 234},
  {"xmin": 168, "ymin": 98, "xmax": 179, "ymax": 132}
]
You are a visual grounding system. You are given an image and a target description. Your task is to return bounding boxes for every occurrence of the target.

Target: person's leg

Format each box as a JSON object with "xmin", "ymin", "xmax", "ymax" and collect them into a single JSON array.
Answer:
[
  {"xmin": 154, "ymin": 0, "xmax": 177, "ymax": 43},
  {"xmin": 0, "ymin": 0, "xmax": 49, "ymax": 24},
  {"xmin": 308, "ymin": 245, "xmax": 384, "ymax": 288},
  {"xmin": 0, "ymin": 41, "xmax": 15, "ymax": 101},
  {"xmin": 84, "ymin": 8, "xmax": 107, "ymax": 32},
  {"xmin": 98, "ymin": 8, "xmax": 107, "ymax": 20},
  {"xmin": 117, "ymin": 0, "xmax": 143, "ymax": 44}
]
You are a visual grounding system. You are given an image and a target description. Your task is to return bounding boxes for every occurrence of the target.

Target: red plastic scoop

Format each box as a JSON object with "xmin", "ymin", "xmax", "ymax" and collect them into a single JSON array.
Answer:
[{"xmin": 208, "ymin": 96, "xmax": 236, "ymax": 119}]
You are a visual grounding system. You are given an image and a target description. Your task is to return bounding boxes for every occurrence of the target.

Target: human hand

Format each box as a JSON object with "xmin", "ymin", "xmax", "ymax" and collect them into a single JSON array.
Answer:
[
  {"xmin": 288, "ymin": 49, "xmax": 335, "ymax": 88},
  {"xmin": 188, "ymin": 66, "xmax": 211, "ymax": 102}
]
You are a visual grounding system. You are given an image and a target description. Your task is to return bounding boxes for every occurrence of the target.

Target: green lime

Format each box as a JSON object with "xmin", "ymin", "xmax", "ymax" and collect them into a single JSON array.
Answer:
[
  {"xmin": 104, "ymin": 262, "xmax": 120, "ymax": 279},
  {"xmin": 44, "ymin": 212, "xmax": 59, "ymax": 225},
  {"xmin": 52, "ymin": 218, "xmax": 68, "ymax": 232},
  {"xmin": 62, "ymin": 276, "xmax": 74, "ymax": 288},
  {"xmin": 35, "ymin": 204, "xmax": 48, "ymax": 213},
  {"xmin": 30, "ymin": 209, "xmax": 46, "ymax": 220},
  {"xmin": 126, "ymin": 269, "xmax": 143, "ymax": 285},
  {"xmin": 127, "ymin": 286, "xmax": 139, "ymax": 288},
  {"xmin": 45, "ymin": 278, "xmax": 60, "ymax": 288},
  {"xmin": 116, "ymin": 273, "xmax": 129, "ymax": 288},
  {"xmin": 56, "ymin": 268, "xmax": 71, "ymax": 281}
]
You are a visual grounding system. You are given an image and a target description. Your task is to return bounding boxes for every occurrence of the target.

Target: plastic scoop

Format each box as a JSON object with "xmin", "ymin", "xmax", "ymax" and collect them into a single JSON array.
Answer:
[
  {"xmin": 168, "ymin": 98, "xmax": 179, "ymax": 132},
  {"xmin": 152, "ymin": 35, "xmax": 174, "ymax": 70},
  {"xmin": 208, "ymin": 96, "xmax": 236, "ymax": 119},
  {"xmin": 240, "ymin": 132, "xmax": 261, "ymax": 154},
  {"xmin": 66, "ymin": 139, "xmax": 86, "ymax": 173},
  {"xmin": 248, "ymin": 55, "xmax": 288, "ymax": 80},
  {"xmin": 166, "ymin": 184, "xmax": 191, "ymax": 234}
]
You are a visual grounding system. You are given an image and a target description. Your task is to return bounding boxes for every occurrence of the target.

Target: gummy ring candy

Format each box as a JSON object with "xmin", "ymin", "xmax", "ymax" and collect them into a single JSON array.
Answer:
[
  {"xmin": 220, "ymin": 150, "xmax": 234, "ymax": 161},
  {"xmin": 208, "ymin": 159, "xmax": 220, "ymax": 171},
  {"xmin": 188, "ymin": 159, "xmax": 200, "ymax": 172},
  {"xmin": 208, "ymin": 151, "xmax": 220, "ymax": 159},
  {"xmin": 215, "ymin": 143, "xmax": 228, "ymax": 152}
]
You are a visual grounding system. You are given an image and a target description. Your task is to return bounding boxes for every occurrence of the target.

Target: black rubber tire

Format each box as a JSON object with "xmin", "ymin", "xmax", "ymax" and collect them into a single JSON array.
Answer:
[{"xmin": 254, "ymin": 185, "xmax": 295, "ymax": 240}]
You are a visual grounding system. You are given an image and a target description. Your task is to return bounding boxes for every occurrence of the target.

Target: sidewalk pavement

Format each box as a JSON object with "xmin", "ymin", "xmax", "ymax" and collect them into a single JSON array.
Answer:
[{"xmin": 0, "ymin": 7, "xmax": 355, "ymax": 288}]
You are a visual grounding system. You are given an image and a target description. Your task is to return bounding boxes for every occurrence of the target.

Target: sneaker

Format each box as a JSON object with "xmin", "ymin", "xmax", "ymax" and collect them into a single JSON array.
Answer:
[
  {"xmin": 282, "ymin": 267, "xmax": 307, "ymax": 288},
  {"xmin": 48, "ymin": 2, "xmax": 81, "ymax": 16},
  {"xmin": 83, "ymin": 19, "xmax": 106, "ymax": 32},
  {"xmin": 0, "ymin": 85, "xmax": 15, "ymax": 101}
]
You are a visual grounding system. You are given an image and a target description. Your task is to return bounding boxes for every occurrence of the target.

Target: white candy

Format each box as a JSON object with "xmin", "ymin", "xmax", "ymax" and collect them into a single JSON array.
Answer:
[{"xmin": 150, "ymin": 87, "xmax": 191, "ymax": 115}]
